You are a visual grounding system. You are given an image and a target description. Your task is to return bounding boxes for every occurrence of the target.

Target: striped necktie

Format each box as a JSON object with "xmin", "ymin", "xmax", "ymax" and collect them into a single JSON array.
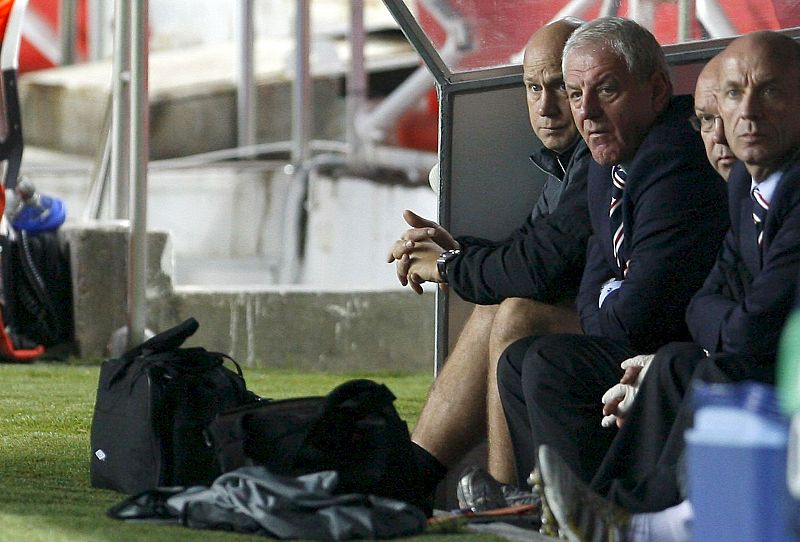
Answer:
[
  {"xmin": 751, "ymin": 185, "xmax": 769, "ymax": 247},
  {"xmin": 610, "ymin": 165, "xmax": 627, "ymax": 273}
]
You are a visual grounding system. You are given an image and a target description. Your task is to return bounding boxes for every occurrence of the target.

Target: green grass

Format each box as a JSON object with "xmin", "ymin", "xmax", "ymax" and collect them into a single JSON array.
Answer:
[{"xmin": 0, "ymin": 363, "xmax": 504, "ymax": 542}]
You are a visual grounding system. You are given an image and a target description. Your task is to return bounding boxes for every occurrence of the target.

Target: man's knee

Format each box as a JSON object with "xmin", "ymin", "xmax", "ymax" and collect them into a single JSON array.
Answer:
[
  {"xmin": 471, "ymin": 303, "xmax": 501, "ymax": 322},
  {"xmin": 656, "ymin": 342, "xmax": 706, "ymax": 366},
  {"xmin": 516, "ymin": 334, "xmax": 579, "ymax": 388},
  {"xmin": 690, "ymin": 352, "xmax": 773, "ymax": 385},
  {"xmin": 490, "ymin": 298, "xmax": 578, "ymax": 352},
  {"xmin": 443, "ymin": 304, "xmax": 499, "ymax": 364},
  {"xmin": 650, "ymin": 342, "xmax": 707, "ymax": 388},
  {"xmin": 497, "ymin": 335, "xmax": 540, "ymax": 392},
  {"xmin": 453, "ymin": 303, "xmax": 499, "ymax": 343},
  {"xmin": 497, "ymin": 334, "xmax": 576, "ymax": 396}
]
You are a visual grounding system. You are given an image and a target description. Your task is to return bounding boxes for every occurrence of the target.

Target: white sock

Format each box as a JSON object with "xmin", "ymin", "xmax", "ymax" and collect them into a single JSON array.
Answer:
[{"xmin": 628, "ymin": 500, "xmax": 693, "ymax": 542}]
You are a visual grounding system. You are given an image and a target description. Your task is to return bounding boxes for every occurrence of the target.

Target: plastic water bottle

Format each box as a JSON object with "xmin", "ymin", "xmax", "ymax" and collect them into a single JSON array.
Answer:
[{"xmin": 779, "ymin": 310, "xmax": 800, "ymax": 536}]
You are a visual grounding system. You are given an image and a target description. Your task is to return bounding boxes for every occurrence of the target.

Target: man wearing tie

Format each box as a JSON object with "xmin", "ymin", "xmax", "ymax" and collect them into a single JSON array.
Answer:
[
  {"xmin": 497, "ymin": 16, "xmax": 729, "ymax": 488},
  {"xmin": 534, "ymin": 30, "xmax": 800, "ymax": 542}
]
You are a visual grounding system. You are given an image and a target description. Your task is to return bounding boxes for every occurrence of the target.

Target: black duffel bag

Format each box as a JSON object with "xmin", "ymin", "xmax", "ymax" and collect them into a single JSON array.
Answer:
[
  {"xmin": 90, "ymin": 318, "xmax": 259, "ymax": 494},
  {"xmin": 3, "ymin": 229, "xmax": 73, "ymax": 348},
  {"xmin": 205, "ymin": 379, "xmax": 430, "ymax": 514}
]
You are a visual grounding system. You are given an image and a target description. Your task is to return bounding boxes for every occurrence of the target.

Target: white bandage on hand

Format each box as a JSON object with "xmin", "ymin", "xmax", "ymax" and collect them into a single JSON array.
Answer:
[
  {"xmin": 600, "ymin": 354, "xmax": 655, "ymax": 428},
  {"xmin": 620, "ymin": 354, "xmax": 655, "ymax": 376},
  {"xmin": 601, "ymin": 383, "xmax": 635, "ymax": 427}
]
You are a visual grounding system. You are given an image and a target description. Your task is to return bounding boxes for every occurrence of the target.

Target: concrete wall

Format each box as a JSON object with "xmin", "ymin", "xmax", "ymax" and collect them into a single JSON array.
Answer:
[
  {"xmin": 153, "ymin": 288, "xmax": 435, "ymax": 372},
  {"xmin": 61, "ymin": 222, "xmax": 435, "ymax": 373}
]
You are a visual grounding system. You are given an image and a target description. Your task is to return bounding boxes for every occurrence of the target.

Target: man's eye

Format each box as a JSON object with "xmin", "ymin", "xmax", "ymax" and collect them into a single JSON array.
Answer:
[
  {"xmin": 700, "ymin": 115, "xmax": 717, "ymax": 130},
  {"xmin": 761, "ymin": 86, "xmax": 778, "ymax": 98},
  {"xmin": 528, "ymin": 84, "xmax": 542, "ymax": 92}
]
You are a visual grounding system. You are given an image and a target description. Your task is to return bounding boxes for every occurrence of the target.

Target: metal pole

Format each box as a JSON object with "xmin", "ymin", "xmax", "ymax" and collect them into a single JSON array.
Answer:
[
  {"xmin": 127, "ymin": 0, "xmax": 149, "ymax": 348},
  {"xmin": 282, "ymin": 0, "xmax": 312, "ymax": 284},
  {"xmin": 236, "ymin": 0, "xmax": 256, "ymax": 150},
  {"xmin": 696, "ymin": 0, "xmax": 737, "ymax": 38},
  {"xmin": 292, "ymin": 0, "xmax": 311, "ymax": 165},
  {"xmin": 59, "ymin": 0, "xmax": 77, "ymax": 65},
  {"xmin": 678, "ymin": 0, "xmax": 693, "ymax": 43},
  {"xmin": 347, "ymin": 0, "xmax": 366, "ymax": 163},
  {"xmin": 111, "ymin": 0, "xmax": 131, "ymax": 219},
  {"xmin": 88, "ymin": 0, "xmax": 110, "ymax": 60}
]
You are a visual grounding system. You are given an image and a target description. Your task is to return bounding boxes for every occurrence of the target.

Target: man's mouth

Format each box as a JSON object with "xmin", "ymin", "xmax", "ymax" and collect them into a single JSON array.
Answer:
[
  {"xmin": 587, "ymin": 130, "xmax": 610, "ymax": 140},
  {"xmin": 739, "ymin": 132, "xmax": 763, "ymax": 143}
]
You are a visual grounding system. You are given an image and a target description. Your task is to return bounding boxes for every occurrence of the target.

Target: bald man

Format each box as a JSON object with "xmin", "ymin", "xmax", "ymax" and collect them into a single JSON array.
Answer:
[
  {"xmin": 692, "ymin": 55, "xmax": 736, "ymax": 181},
  {"xmin": 535, "ymin": 30, "xmax": 800, "ymax": 541},
  {"xmin": 387, "ymin": 19, "xmax": 593, "ymax": 512}
]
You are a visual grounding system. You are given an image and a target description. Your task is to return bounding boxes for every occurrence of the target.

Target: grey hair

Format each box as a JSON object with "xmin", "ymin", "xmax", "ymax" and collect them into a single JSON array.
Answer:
[{"xmin": 562, "ymin": 17, "xmax": 670, "ymax": 86}]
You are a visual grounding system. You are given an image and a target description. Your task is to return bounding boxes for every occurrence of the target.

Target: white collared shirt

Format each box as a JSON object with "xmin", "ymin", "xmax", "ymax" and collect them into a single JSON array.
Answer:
[{"xmin": 751, "ymin": 170, "xmax": 784, "ymax": 205}]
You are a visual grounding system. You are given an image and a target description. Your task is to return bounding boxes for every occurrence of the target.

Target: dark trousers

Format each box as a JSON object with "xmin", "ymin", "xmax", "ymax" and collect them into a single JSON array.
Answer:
[
  {"xmin": 497, "ymin": 334, "xmax": 633, "ymax": 486},
  {"xmin": 498, "ymin": 333, "xmax": 775, "ymax": 513},
  {"xmin": 589, "ymin": 342, "xmax": 706, "ymax": 512},
  {"xmin": 591, "ymin": 346, "xmax": 775, "ymax": 512}
]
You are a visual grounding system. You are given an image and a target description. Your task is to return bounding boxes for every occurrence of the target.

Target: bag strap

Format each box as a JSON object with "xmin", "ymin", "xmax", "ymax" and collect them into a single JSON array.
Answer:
[
  {"xmin": 106, "ymin": 346, "xmax": 245, "ymax": 391},
  {"xmin": 148, "ymin": 349, "xmax": 244, "ymax": 378},
  {"xmin": 121, "ymin": 318, "xmax": 200, "ymax": 361},
  {"xmin": 213, "ymin": 352, "xmax": 244, "ymax": 378}
]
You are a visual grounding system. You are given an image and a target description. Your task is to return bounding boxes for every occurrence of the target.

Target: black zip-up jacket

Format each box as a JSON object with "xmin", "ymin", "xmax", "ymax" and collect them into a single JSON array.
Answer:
[{"xmin": 447, "ymin": 137, "xmax": 592, "ymax": 305}]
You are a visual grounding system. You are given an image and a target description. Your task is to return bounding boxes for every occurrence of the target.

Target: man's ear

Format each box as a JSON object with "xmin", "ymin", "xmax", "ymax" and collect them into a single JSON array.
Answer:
[{"xmin": 650, "ymin": 71, "xmax": 672, "ymax": 112}]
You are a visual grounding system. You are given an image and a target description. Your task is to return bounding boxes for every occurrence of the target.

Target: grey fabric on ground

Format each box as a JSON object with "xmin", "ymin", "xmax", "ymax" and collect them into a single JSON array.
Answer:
[
  {"xmin": 173, "ymin": 467, "xmax": 426, "ymax": 540},
  {"xmin": 111, "ymin": 467, "xmax": 426, "ymax": 540}
]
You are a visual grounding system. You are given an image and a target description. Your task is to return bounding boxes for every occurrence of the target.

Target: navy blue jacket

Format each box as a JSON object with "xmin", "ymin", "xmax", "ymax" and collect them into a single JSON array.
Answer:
[
  {"xmin": 577, "ymin": 95, "xmax": 729, "ymax": 353},
  {"xmin": 686, "ymin": 158, "xmax": 800, "ymax": 360},
  {"xmin": 448, "ymin": 137, "xmax": 592, "ymax": 305}
]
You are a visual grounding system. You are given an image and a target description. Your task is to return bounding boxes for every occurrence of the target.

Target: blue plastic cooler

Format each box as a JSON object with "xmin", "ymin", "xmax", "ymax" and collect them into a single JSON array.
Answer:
[{"xmin": 686, "ymin": 382, "xmax": 797, "ymax": 542}]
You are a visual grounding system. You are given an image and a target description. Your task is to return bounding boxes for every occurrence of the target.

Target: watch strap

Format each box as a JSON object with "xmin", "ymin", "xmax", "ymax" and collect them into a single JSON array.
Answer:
[{"xmin": 437, "ymin": 249, "xmax": 461, "ymax": 283}]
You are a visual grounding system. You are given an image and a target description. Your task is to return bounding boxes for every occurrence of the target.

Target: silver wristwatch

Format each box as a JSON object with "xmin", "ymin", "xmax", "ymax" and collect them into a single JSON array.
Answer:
[{"xmin": 436, "ymin": 249, "xmax": 461, "ymax": 283}]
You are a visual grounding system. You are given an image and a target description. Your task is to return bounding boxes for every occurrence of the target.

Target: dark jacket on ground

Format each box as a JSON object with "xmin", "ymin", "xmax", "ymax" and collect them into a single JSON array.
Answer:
[
  {"xmin": 577, "ymin": 95, "xmax": 729, "ymax": 353},
  {"xmin": 447, "ymin": 136, "xmax": 592, "ymax": 305},
  {"xmin": 686, "ymin": 158, "xmax": 800, "ymax": 361}
]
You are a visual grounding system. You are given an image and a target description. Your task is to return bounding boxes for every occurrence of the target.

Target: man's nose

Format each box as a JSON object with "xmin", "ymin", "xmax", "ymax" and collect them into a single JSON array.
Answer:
[
  {"xmin": 739, "ymin": 91, "xmax": 762, "ymax": 119},
  {"xmin": 578, "ymin": 91, "xmax": 601, "ymax": 120},
  {"xmin": 711, "ymin": 116, "xmax": 728, "ymax": 145},
  {"xmin": 538, "ymin": 89, "xmax": 558, "ymax": 116}
]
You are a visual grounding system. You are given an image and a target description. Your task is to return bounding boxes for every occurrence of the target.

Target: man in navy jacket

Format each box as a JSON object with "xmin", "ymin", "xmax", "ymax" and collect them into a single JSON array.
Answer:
[
  {"xmin": 530, "ymin": 32, "xmax": 800, "ymax": 542},
  {"xmin": 589, "ymin": 30, "xmax": 800, "ymax": 514},
  {"xmin": 497, "ymin": 17, "xmax": 729, "ymax": 487}
]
